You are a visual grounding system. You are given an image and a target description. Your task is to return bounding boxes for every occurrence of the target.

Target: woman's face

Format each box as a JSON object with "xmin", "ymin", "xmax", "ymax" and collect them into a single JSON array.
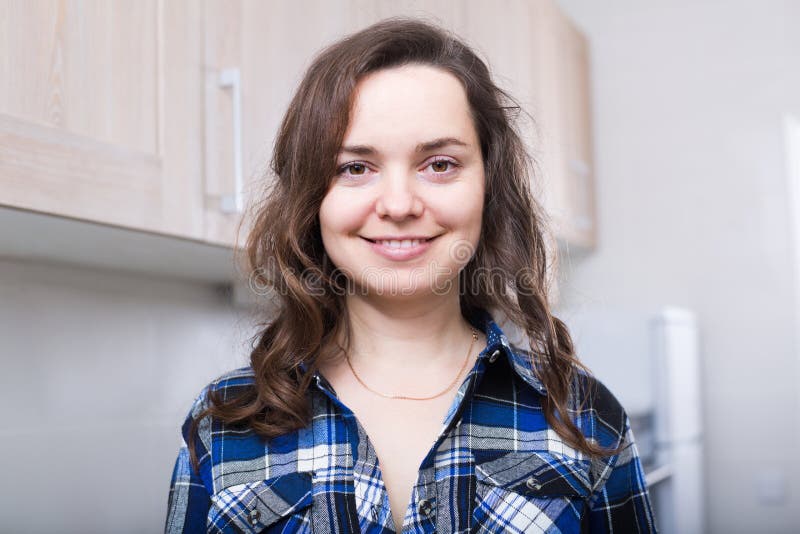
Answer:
[{"xmin": 319, "ymin": 64, "xmax": 485, "ymax": 300}]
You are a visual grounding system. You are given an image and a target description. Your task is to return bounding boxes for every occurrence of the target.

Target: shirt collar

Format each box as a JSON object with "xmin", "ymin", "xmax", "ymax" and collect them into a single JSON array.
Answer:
[
  {"xmin": 475, "ymin": 307, "xmax": 548, "ymax": 397},
  {"xmin": 298, "ymin": 308, "xmax": 548, "ymax": 397}
]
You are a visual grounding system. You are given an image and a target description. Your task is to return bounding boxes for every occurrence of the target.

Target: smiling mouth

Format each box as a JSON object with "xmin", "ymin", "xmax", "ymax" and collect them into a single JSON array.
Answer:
[{"xmin": 360, "ymin": 236, "xmax": 439, "ymax": 244}]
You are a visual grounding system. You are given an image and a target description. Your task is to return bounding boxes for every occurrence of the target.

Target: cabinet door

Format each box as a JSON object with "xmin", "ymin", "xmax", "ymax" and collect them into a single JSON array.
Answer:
[
  {"xmin": 0, "ymin": 0, "xmax": 205, "ymax": 238},
  {"xmin": 202, "ymin": 0, "xmax": 350, "ymax": 248},
  {"xmin": 558, "ymin": 9, "xmax": 596, "ymax": 249},
  {"xmin": 532, "ymin": 0, "xmax": 597, "ymax": 250},
  {"xmin": 346, "ymin": 0, "xmax": 464, "ymax": 32},
  {"xmin": 458, "ymin": 0, "xmax": 538, "ymax": 158}
]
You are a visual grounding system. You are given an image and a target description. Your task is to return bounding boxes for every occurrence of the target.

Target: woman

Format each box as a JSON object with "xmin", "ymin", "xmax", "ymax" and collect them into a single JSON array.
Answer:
[{"xmin": 165, "ymin": 17, "xmax": 657, "ymax": 534}]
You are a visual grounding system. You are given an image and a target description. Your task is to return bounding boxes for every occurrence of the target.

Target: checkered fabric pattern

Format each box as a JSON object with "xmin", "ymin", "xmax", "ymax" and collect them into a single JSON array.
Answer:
[{"xmin": 165, "ymin": 308, "xmax": 658, "ymax": 533}]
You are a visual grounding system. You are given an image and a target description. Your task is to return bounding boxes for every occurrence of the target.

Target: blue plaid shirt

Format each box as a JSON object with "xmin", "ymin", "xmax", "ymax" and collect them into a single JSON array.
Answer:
[{"xmin": 165, "ymin": 309, "xmax": 658, "ymax": 533}]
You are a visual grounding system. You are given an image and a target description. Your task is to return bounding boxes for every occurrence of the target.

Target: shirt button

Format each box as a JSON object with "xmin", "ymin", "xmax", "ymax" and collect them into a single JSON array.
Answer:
[
  {"xmin": 370, "ymin": 504, "xmax": 379, "ymax": 522},
  {"xmin": 488, "ymin": 349, "xmax": 501, "ymax": 363},
  {"xmin": 525, "ymin": 477, "xmax": 542, "ymax": 491},
  {"xmin": 418, "ymin": 498, "xmax": 434, "ymax": 517},
  {"xmin": 248, "ymin": 509, "xmax": 261, "ymax": 525}
]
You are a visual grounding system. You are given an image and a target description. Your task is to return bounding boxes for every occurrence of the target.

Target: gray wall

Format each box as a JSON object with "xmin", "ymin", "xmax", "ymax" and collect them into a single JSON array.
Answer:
[
  {"xmin": 0, "ymin": 257, "xmax": 251, "ymax": 533},
  {"xmin": 554, "ymin": 0, "xmax": 800, "ymax": 532}
]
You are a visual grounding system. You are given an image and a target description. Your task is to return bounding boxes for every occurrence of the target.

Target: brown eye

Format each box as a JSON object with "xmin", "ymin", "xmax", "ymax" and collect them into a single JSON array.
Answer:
[
  {"xmin": 431, "ymin": 161, "xmax": 450, "ymax": 173},
  {"xmin": 341, "ymin": 163, "xmax": 366, "ymax": 175}
]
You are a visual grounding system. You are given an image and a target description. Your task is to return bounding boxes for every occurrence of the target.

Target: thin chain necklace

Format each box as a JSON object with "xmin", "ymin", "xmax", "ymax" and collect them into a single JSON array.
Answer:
[{"xmin": 345, "ymin": 328, "xmax": 479, "ymax": 400}]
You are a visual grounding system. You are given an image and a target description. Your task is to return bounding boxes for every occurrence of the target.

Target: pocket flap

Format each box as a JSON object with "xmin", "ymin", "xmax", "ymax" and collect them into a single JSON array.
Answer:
[
  {"xmin": 210, "ymin": 471, "xmax": 314, "ymax": 532},
  {"xmin": 475, "ymin": 452, "xmax": 591, "ymax": 498}
]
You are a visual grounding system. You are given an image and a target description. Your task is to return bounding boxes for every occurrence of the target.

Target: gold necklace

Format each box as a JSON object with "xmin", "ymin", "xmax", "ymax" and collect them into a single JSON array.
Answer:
[{"xmin": 345, "ymin": 328, "xmax": 479, "ymax": 400}]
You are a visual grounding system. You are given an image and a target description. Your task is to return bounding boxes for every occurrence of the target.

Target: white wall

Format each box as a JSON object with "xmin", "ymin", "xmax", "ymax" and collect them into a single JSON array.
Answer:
[
  {"xmin": 553, "ymin": 1, "xmax": 800, "ymax": 532},
  {"xmin": 0, "ymin": 257, "xmax": 252, "ymax": 533}
]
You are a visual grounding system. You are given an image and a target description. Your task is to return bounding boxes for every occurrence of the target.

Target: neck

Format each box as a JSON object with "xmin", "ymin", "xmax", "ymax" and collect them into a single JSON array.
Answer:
[{"xmin": 339, "ymin": 294, "xmax": 484, "ymax": 376}]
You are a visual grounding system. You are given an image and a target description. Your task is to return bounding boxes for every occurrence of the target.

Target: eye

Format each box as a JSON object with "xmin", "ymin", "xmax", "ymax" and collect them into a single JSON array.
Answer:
[
  {"xmin": 337, "ymin": 162, "xmax": 370, "ymax": 176},
  {"xmin": 426, "ymin": 158, "xmax": 459, "ymax": 174}
]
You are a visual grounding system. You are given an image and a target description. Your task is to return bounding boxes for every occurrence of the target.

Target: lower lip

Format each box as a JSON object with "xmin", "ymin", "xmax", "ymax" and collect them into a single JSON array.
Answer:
[{"xmin": 362, "ymin": 237, "xmax": 437, "ymax": 260}]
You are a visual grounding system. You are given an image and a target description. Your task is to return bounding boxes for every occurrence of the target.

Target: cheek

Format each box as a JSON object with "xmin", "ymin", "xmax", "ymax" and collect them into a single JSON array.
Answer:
[
  {"xmin": 319, "ymin": 190, "xmax": 367, "ymax": 237},
  {"xmin": 430, "ymin": 190, "xmax": 483, "ymax": 232}
]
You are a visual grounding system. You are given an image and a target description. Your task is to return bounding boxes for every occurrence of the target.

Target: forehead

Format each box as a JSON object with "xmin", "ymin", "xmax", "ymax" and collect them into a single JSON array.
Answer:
[{"xmin": 341, "ymin": 64, "xmax": 478, "ymax": 151}]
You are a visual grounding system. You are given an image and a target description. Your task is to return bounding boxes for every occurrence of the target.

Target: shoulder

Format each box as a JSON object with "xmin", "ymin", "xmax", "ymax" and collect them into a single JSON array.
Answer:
[
  {"xmin": 185, "ymin": 365, "xmax": 256, "ymax": 417},
  {"xmin": 510, "ymin": 344, "xmax": 628, "ymax": 437},
  {"xmin": 570, "ymin": 368, "xmax": 630, "ymax": 450},
  {"xmin": 180, "ymin": 366, "xmax": 263, "ymax": 490},
  {"xmin": 180, "ymin": 365, "xmax": 256, "ymax": 454},
  {"xmin": 206, "ymin": 364, "xmax": 256, "ymax": 396},
  {"xmin": 503, "ymin": 344, "xmax": 630, "ymax": 454}
]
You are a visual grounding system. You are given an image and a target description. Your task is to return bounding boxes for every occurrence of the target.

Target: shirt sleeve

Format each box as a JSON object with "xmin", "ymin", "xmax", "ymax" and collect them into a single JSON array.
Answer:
[
  {"xmin": 585, "ymin": 414, "xmax": 659, "ymax": 533},
  {"xmin": 164, "ymin": 390, "xmax": 213, "ymax": 533}
]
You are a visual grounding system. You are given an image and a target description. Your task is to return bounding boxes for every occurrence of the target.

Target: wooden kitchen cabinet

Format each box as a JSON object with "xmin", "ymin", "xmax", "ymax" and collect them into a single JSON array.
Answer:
[{"xmin": 0, "ymin": 0, "xmax": 206, "ymax": 239}]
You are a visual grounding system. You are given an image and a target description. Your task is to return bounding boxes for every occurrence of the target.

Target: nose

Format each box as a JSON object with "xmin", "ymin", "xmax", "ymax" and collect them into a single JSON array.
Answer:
[{"xmin": 374, "ymin": 168, "xmax": 424, "ymax": 220}]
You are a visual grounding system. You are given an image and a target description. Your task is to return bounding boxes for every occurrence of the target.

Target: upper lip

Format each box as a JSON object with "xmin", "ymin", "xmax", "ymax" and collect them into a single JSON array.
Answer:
[{"xmin": 362, "ymin": 235, "xmax": 438, "ymax": 242}]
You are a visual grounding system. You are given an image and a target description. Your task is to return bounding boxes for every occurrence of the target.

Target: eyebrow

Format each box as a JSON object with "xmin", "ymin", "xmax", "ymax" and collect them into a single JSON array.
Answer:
[{"xmin": 338, "ymin": 137, "xmax": 470, "ymax": 156}]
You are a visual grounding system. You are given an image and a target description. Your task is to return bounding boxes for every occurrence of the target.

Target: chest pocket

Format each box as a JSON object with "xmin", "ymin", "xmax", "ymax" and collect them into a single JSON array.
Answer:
[
  {"xmin": 471, "ymin": 452, "xmax": 592, "ymax": 534},
  {"xmin": 208, "ymin": 471, "xmax": 314, "ymax": 533}
]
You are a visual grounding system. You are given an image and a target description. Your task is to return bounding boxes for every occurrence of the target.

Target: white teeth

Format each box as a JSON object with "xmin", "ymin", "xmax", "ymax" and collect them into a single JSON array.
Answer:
[{"xmin": 376, "ymin": 239, "xmax": 424, "ymax": 248}]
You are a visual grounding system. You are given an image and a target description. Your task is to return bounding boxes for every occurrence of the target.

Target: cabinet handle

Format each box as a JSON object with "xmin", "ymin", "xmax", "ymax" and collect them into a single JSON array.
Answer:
[
  {"xmin": 218, "ymin": 68, "xmax": 244, "ymax": 214},
  {"xmin": 568, "ymin": 157, "xmax": 593, "ymax": 232}
]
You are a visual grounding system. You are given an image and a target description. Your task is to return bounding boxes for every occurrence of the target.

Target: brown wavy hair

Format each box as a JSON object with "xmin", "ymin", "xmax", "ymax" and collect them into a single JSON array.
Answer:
[{"xmin": 188, "ymin": 16, "xmax": 619, "ymax": 472}]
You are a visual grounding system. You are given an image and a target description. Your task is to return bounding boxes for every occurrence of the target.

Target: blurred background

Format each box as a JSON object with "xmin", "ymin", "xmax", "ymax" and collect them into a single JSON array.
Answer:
[{"xmin": 1, "ymin": 1, "xmax": 798, "ymax": 532}]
